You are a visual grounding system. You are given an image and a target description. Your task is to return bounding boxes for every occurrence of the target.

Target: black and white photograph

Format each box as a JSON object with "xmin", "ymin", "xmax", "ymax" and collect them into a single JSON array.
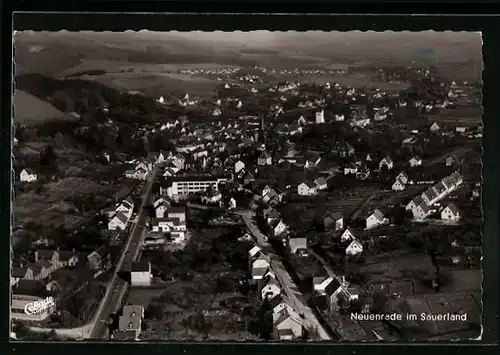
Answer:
[{"xmin": 11, "ymin": 30, "xmax": 483, "ymax": 342}]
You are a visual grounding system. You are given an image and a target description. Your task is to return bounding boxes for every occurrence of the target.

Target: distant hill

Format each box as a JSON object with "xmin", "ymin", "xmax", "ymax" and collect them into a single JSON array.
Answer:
[
  {"xmin": 13, "ymin": 90, "xmax": 66, "ymax": 125},
  {"xmin": 14, "ymin": 30, "xmax": 483, "ymax": 81}
]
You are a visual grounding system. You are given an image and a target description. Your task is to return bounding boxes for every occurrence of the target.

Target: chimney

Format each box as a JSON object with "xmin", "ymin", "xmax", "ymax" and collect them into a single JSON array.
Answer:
[
  {"xmin": 72, "ymin": 248, "xmax": 76, "ymax": 253},
  {"xmin": 56, "ymin": 247, "xmax": 60, "ymax": 252}
]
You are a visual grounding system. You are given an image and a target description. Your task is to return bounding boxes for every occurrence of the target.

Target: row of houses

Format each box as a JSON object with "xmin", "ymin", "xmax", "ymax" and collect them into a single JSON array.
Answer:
[
  {"xmin": 406, "ymin": 171, "xmax": 463, "ymax": 220},
  {"xmin": 247, "ymin": 245, "xmax": 307, "ymax": 340},
  {"xmin": 102, "ymin": 198, "xmax": 135, "ymax": 231}
]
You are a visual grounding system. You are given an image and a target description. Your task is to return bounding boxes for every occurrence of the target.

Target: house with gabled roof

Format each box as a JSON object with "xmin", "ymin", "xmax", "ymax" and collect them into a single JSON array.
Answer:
[
  {"xmin": 297, "ymin": 181, "xmax": 317, "ymax": 196},
  {"xmin": 155, "ymin": 200, "xmax": 171, "ymax": 218},
  {"xmin": 441, "ymin": 203, "xmax": 460, "ymax": 221},
  {"xmin": 257, "ymin": 151, "xmax": 272, "ymax": 166},
  {"xmin": 430, "ymin": 122, "xmax": 440, "ymax": 132},
  {"xmin": 261, "ymin": 277, "xmax": 281, "ymax": 300},
  {"xmin": 234, "ymin": 160, "xmax": 245, "ymax": 174},
  {"xmin": 271, "ymin": 219, "xmax": 288, "ymax": 237},
  {"xmin": 409, "ymin": 156, "xmax": 422, "ymax": 167},
  {"xmin": 323, "ymin": 211, "xmax": 344, "ymax": 231},
  {"xmin": 379, "ymin": 156, "xmax": 394, "ymax": 170},
  {"xmin": 251, "ymin": 257, "xmax": 270, "ymax": 280},
  {"xmin": 314, "ymin": 177, "xmax": 328, "ymax": 191},
  {"xmin": 287, "ymin": 237, "xmax": 308, "ymax": 256},
  {"xmin": 365, "ymin": 209, "xmax": 387, "ymax": 230},
  {"xmin": 392, "ymin": 176, "xmax": 406, "ymax": 191},
  {"xmin": 340, "ymin": 227, "xmax": 355, "ymax": 243},
  {"xmin": 20, "ymin": 168, "xmax": 37, "ymax": 182},
  {"xmin": 273, "ymin": 308, "xmax": 305, "ymax": 340},
  {"xmin": 108, "ymin": 212, "xmax": 129, "ymax": 231},
  {"xmin": 406, "ymin": 196, "xmax": 431, "ymax": 220},
  {"xmin": 270, "ymin": 295, "xmax": 295, "ymax": 318},
  {"xmin": 346, "ymin": 239, "xmax": 363, "ymax": 256}
]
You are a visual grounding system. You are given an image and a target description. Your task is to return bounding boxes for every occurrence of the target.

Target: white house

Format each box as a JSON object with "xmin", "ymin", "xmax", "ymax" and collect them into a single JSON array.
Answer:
[
  {"xmin": 236, "ymin": 100, "xmax": 243, "ymax": 109},
  {"xmin": 213, "ymin": 108, "xmax": 222, "ymax": 116},
  {"xmin": 248, "ymin": 245, "xmax": 262, "ymax": 259},
  {"xmin": 365, "ymin": 209, "xmax": 387, "ymax": 229},
  {"xmin": 409, "ymin": 156, "xmax": 422, "ymax": 167},
  {"xmin": 297, "ymin": 182, "xmax": 317, "ymax": 196},
  {"xmin": 288, "ymin": 237, "xmax": 308, "ymax": 256},
  {"xmin": 406, "ymin": 196, "xmax": 432, "ymax": 220},
  {"xmin": 346, "ymin": 239, "xmax": 363, "ymax": 256},
  {"xmin": 20, "ymin": 168, "xmax": 37, "ymax": 182},
  {"xmin": 396, "ymin": 171, "xmax": 409, "ymax": 185},
  {"xmin": 261, "ymin": 278, "xmax": 281, "ymax": 300},
  {"xmin": 379, "ymin": 156, "xmax": 394, "ymax": 170},
  {"xmin": 441, "ymin": 203, "xmax": 460, "ymax": 221},
  {"xmin": 155, "ymin": 201, "xmax": 170, "ymax": 218},
  {"xmin": 340, "ymin": 227, "xmax": 355, "ymax": 243},
  {"xmin": 430, "ymin": 122, "xmax": 440, "ymax": 132},
  {"xmin": 130, "ymin": 261, "xmax": 152, "ymax": 286},
  {"xmin": 315, "ymin": 109, "xmax": 325, "ymax": 124},
  {"xmin": 392, "ymin": 177, "xmax": 406, "ymax": 191},
  {"xmin": 314, "ymin": 177, "xmax": 328, "ymax": 191},
  {"xmin": 235, "ymin": 160, "xmax": 245, "ymax": 174},
  {"xmin": 273, "ymin": 220, "xmax": 288, "ymax": 237},
  {"xmin": 252, "ymin": 258, "xmax": 270, "ymax": 280},
  {"xmin": 298, "ymin": 115, "xmax": 307, "ymax": 126},
  {"xmin": 274, "ymin": 308, "xmax": 304, "ymax": 340},
  {"xmin": 108, "ymin": 212, "xmax": 129, "ymax": 231}
]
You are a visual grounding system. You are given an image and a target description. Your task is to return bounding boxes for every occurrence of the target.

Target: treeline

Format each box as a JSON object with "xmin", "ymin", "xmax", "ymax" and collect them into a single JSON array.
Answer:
[{"xmin": 65, "ymin": 69, "xmax": 107, "ymax": 78}]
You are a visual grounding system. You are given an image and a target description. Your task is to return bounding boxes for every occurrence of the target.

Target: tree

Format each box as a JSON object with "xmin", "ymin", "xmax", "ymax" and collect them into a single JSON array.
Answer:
[
  {"xmin": 145, "ymin": 303, "xmax": 164, "ymax": 321},
  {"xmin": 40, "ymin": 144, "xmax": 57, "ymax": 166}
]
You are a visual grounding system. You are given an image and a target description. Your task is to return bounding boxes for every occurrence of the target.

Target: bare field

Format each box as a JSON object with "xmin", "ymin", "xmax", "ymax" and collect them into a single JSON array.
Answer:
[
  {"xmin": 427, "ymin": 105, "xmax": 482, "ymax": 125},
  {"xmin": 90, "ymin": 72, "xmax": 223, "ymax": 97}
]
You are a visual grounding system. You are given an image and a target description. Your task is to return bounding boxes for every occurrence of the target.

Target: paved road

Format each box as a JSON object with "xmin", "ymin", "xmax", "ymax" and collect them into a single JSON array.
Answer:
[
  {"xmin": 88, "ymin": 167, "xmax": 158, "ymax": 339},
  {"xmin": 29, "ymin": 168, "xmax": 158, "ymax": 340},
  {"xmin": 238, "ymin": 210, "xmax": 331, "ymax": 341}
]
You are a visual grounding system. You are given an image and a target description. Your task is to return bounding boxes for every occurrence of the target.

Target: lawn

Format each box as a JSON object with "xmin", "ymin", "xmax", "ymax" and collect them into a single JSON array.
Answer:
[{"xmin": 386, "ymin": 291, "xmax": 482, "ymax": 337}]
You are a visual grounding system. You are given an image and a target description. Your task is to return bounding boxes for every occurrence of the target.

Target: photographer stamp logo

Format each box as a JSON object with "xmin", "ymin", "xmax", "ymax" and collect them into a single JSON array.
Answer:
[{"xmin": 24, "ymin": 296, "xmax": 55, "ymax": 315}]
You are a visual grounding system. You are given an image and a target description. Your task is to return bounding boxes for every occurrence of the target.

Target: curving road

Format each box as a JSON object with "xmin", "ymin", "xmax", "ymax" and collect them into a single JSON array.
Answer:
[{"xmin": 28, "ymin": 167, "xmax": 158, "ymax": 340}]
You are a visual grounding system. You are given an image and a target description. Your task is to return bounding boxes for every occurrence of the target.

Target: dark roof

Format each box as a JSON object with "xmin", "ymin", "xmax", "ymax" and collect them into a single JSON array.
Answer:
[
  {"xmin": 12, "ymin": 279, "xmax": 48, "ymax": 297},
  {"xmin": 168, "ymin": 206, "xmax": 186, "ymax": 214},
  {"xmin": 324, "ymin": 277, "xmax": 341, "ymax": 296},
  {"xmin": 12, "ymin": 267, "xmax": 28, "ymax": 278},
  {"xmin": 268, "ymin": 294, "xmax": 284, "ymax": 309},
  {"xmin": 131, "ymin": 260, "xmax": 150, "ymax": 272}
]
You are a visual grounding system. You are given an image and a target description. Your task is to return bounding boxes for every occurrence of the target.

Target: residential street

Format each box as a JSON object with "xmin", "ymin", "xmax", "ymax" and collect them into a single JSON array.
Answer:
[{"xmin": 238, "ymin": 210, "xmax": 331, "ymax": 341}]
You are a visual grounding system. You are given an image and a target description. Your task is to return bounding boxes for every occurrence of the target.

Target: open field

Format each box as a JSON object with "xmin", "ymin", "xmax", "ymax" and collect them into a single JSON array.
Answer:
[
  {"xmin": 386, "ymin": 290, "xmax": 481, "ymax": 336},
  {"xmin": 14, "ymin": 89, "xmax": 66, "ymax": 125},
  {"xmin": 295, "ymin": 74, "xmax": 411, "ymax": 91},
  {"xmin": 427, "ymin": 105, "xmax": 482, "ymax": 125},
  {"xmin": 90, "ymin": 71, "xmax": 224, "ymax": 97}
]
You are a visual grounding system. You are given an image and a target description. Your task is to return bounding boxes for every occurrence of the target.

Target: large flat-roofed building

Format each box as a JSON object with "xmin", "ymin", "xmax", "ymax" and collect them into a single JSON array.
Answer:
[
  {"xmin": 11, "ymin": 294, "xmax": 55, "ymax": 321},
  {"xmin": 159, "ymin": 175, "xmax": 227, "ymax": 200}
]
